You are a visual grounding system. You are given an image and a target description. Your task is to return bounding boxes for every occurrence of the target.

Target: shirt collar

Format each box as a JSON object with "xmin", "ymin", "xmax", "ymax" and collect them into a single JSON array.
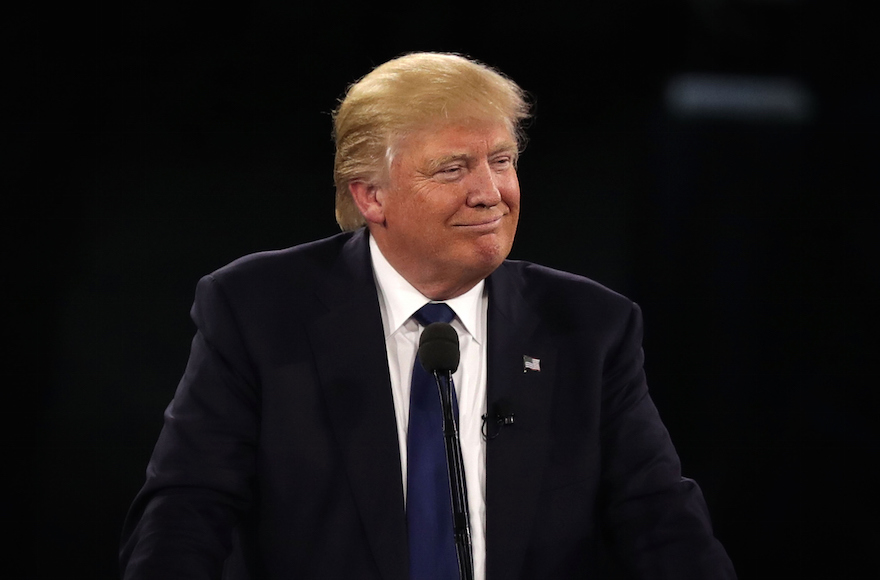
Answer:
[{"xmin": 369, "ymin": 234, "xmax": 484, "ymax": 342}]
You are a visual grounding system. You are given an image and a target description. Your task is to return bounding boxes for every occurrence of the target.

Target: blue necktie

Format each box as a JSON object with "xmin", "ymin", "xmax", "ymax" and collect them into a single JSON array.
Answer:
[{"xmin": 407, "ymin": 303, "xmax": 459, "ymax": 580}]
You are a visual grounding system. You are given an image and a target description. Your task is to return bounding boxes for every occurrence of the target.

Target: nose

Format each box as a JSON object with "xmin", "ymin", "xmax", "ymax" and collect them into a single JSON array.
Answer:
[{"xmin": 466, "ymin": 161, "xmax": 503, "ymax": 208}]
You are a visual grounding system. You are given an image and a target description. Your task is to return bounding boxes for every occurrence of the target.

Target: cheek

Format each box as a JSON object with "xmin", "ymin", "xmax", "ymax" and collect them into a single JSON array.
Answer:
[
  {"xmin": 500, "ymin": 174, "xmax": 520, "ymax": 205},
  {"xmin": 428, "ymin": 190, "xmax": 470, "ymax": 222},
  {"xmin": 386, "ymin": 190, "xmax": 425, "ymax": 228},
  {"xmin": 503, "ymin": 192, "xmax": 521, "ymax": 218},
  {"xmin": 400, "ymin": 183, "xmax": 457, "ymax": 223},
  {"xmin": 506, "ymin": 188, "xmax": 520, "ymax": 209}
]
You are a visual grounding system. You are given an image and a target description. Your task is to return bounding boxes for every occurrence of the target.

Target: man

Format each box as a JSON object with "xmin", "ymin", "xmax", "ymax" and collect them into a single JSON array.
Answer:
[{"xmin": 121, "ymin": 52, "xmax": 736, "ymax": 579}]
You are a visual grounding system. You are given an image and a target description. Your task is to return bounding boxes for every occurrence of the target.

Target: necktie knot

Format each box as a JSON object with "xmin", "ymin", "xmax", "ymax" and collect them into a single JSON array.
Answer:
[{"xmin": 413, "ymin": 302, "xmax": 455, "ymax": 327}]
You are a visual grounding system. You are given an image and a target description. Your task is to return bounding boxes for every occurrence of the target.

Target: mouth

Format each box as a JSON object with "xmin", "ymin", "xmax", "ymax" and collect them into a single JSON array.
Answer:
[{"xmin": 454, "ymin": 214, "xmax": 504, "ymax": 232}]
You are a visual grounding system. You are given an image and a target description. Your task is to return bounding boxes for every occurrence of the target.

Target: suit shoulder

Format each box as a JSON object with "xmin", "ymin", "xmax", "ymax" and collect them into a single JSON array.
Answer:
[
  {"xmin": 501, "ymin": 259, "xmax": 633, "ymax": 307},
  {"xmin": 497, "ymin": 259, "xmax": 639, "ymax": 334},
  {"xmin": 207, "ymin": 231, "xmax": 355, "ymax": 289}
]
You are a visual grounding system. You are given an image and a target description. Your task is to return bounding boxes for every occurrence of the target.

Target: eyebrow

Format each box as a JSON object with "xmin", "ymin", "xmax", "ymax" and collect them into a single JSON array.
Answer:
[{"xmin": 425, "ymin": 142, "xmax": 519, "ymax": 174}]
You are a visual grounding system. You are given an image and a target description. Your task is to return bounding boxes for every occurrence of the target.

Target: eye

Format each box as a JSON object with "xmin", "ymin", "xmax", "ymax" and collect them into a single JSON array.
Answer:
[
  {"xmin": 435, "ymin": 165, "xmax": 464, "ymax": 181},
  {"xmin": 492, "ymin": 155, "xmax": 514, "ymax": 170}
]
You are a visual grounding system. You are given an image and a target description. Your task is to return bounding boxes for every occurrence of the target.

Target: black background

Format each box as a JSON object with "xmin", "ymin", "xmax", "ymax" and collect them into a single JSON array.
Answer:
[{"xmin": 14, "ymin": 1, "xmax": 878, "ymax": 578}]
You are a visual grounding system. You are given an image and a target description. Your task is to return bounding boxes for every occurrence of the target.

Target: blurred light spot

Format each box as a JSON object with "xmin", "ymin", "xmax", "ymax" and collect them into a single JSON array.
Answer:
[{"xmin": 665, "ymin": 74, "xmax": 814, "ymax": 123}]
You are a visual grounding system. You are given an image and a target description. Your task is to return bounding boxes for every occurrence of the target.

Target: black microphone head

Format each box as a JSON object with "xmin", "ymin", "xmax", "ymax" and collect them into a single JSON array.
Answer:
[{"xmin": 418, "ymin": 322, "xmax": 460, "ymax": 373}]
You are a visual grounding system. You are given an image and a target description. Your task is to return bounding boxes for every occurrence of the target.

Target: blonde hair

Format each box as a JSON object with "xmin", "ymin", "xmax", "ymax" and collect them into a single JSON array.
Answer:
[{"xmin": 332, "ymin": 52, "xmax": 531, "ymax": 231}]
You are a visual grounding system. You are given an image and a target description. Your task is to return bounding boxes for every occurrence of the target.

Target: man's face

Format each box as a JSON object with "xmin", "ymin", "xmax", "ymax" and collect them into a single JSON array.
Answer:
[{"xmin": 370, "ymin": 120, "xmax": 521, "ymax": 299}]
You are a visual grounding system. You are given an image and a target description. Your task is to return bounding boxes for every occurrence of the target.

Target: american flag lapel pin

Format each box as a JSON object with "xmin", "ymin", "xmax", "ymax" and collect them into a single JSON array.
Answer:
[{"xmin": 523, "ymin": 355, "xmax": 541, "ymax": 373}]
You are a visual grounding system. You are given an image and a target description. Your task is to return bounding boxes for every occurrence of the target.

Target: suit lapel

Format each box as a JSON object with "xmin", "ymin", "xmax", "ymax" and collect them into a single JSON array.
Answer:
[
  {"xmin": 307, "ymin": 230, "xmax": 408, "ymax": 580},
  {"xmin": 485, "ymin": 263, "xmax": 558, "ymax": 580}
]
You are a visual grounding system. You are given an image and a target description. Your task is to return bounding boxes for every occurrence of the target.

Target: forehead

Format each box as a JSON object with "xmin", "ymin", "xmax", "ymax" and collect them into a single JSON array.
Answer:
[{"xmin": 394, "ymin": 119, "xmax": 517, "ymax": 164}]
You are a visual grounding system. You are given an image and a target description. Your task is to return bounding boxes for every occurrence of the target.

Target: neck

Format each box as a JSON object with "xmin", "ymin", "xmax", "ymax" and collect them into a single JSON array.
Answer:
[
  {"xmin": 387, "ymin": 254, "xmax": 483, "ymax": 301},
  {"xmin": 369, "ymin": 232, "xmax": 487, "ymax": 301}
]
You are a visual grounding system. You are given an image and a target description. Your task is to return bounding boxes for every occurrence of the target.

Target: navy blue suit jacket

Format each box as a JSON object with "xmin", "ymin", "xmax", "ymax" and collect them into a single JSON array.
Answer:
[{"xmin": 121, "ymin": 229, "xmax": 735, "ymax": 579}]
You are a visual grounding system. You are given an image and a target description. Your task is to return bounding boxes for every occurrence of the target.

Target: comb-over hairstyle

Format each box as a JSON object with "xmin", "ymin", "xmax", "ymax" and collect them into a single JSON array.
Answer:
[{"xmin": 332, "ymin": 52, "xmax": 531, "ymax": 231}]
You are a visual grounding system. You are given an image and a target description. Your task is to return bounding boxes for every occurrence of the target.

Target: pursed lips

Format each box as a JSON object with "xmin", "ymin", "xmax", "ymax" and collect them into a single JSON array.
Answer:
[{"xmin": 453, "ymin": 213, "xmax": 506, "ymax": 229}]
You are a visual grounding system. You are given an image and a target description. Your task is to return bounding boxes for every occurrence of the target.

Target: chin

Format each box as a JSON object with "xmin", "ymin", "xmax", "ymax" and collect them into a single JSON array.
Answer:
[{"xmin": 463, "ymin": 242, "xmax": 510, "ymax": 274}]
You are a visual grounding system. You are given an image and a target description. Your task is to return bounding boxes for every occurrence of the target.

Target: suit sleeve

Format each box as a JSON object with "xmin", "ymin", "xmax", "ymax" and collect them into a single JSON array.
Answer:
[
  {"xmin": 598, "ymin": 302, "xmax": 736, "ymax": 579},
  {"xmin": 120, "ymin": 274, "xmax": 260, "ymax": 580}
]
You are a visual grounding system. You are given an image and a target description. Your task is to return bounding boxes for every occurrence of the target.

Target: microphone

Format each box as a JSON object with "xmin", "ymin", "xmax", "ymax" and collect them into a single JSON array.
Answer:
[
  {"xmin": 482, "ymin": 398, "xmax": 515, "ymax": 440},
  {"xmin": 418, "ymin": 322, "xmax": 460, "ymax": 373},
  {"xmin": 417, "ymin": 322, "xmax": 473, "ymax": 580}
]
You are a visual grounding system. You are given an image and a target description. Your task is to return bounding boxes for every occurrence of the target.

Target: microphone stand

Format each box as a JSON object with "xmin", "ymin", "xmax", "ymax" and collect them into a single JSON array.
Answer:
[{"xmin": 434, "ymin": 369, "xmax": 474, "ymax": 580}]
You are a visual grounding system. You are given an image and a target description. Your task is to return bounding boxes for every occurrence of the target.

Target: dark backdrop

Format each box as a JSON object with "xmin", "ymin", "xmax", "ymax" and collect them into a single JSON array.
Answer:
[{"xmin": 15, "ymin": 1, "xmax": 878, "ymax": 578}]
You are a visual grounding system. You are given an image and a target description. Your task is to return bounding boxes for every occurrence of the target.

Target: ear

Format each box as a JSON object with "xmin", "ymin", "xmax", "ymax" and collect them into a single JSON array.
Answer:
[{"xmin": 349, "ymin": 180, "xmax": 387, "ymax": 225}]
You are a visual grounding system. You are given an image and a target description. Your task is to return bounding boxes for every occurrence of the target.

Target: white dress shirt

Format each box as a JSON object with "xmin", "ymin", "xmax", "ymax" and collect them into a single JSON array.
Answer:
[{"xmin": 369, "ymin": 235, "xmax": 488, "ymax": 580}]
